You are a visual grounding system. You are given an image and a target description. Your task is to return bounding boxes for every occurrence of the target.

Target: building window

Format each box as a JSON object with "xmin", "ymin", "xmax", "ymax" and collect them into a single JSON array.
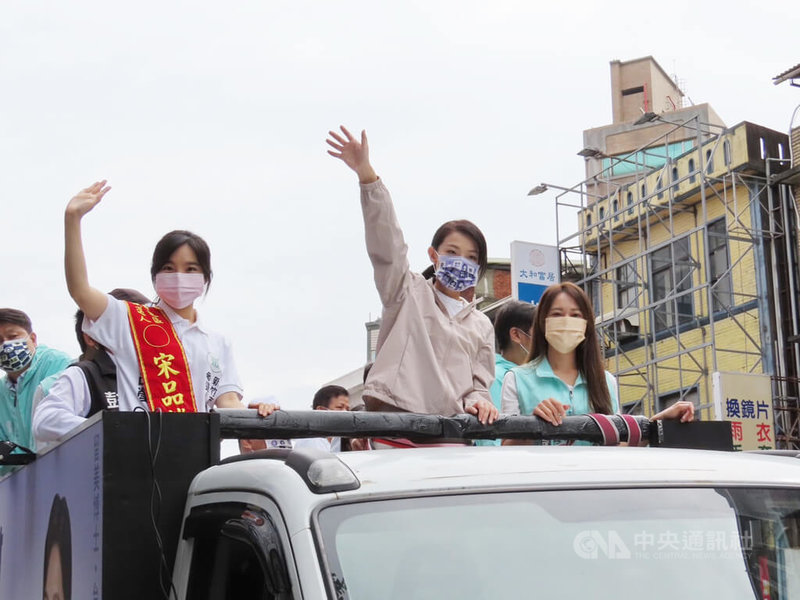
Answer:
[
  {"xmin": 621, "ymin": 400, "xmax": 644, "ymax": 415},
  {"xmin": 656, "ymin": 387, "xmax": 699, "ymax": 414},
  {"xmin": 602, "ymin": 140, "xmax": 694, "ymax": 178},
  {"xmin": 586, "ymin": 278, "xmax": 601, "ymax": 318},
  {"xmin": 705, "ymin": 149, "xmax": 714, "ymax": 174},
  {"xmin": 656, "ymin": 176, "xmax": 664, "ymax": 199},
  {"xmin": 616, "ymin": 262, "xmax": 638, "ymax": 312},
  {"xmin": 723, "ymin": 139, "xmax": 732, "ymax": 166},
  {"xmin": 586, "ymin": 213, "xmax": 592, "ymax": 226},
  {"xmin": 688, "ymin": 158, "xmax": 696, "ymax": 184},
  {"xmin": 599, "ymin": 206, "xmax": 605, "ymax": 221},
  {"xmin": 708, "ymin": 219, "xmax": 733, "ymax": 313},
  {"xmin": 640, "ymin": 182, "xmax": 647, "ymax": 199},
  {"xmin": 671, "ymin": 165, "xmax": 679, "ymax": 187},
  {"xmin": 650, "ymin": 236, "xmax": 695, "ymax": 332},
  {"xmin": 612, "ymin": 199, "xmax": 619, "ymax": 219},
  {"xmin": 622, "ymin": 86, "xmax": 645, "ymax": 96},
  {"xmin": 627, "ymin": 191, "xmax": 634, "ymax": 215}
]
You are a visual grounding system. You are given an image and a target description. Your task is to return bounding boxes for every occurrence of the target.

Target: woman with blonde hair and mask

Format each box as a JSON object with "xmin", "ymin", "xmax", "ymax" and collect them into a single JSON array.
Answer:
[{"xmin": 501, "ymin": 282, "xmax": 692, "ymax": 443}]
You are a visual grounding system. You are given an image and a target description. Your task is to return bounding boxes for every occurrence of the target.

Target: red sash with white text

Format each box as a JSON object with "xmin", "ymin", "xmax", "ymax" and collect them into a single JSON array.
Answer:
[{"xmin": 125, "ymin": 302, "xmax": 198, "ymax": 413}]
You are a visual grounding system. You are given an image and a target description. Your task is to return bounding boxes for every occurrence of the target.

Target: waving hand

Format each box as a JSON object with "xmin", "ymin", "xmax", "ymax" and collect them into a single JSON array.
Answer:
[
  {"xmin": 327, "ymin": 126, "xmax": 378, "ymax": 184},
  {"xmin": 65, "ymin": 180, "xmax": 111, "ymax": 220},
  {"xmin": 64, "ymin": 180, "xmax": 113, "ymax": 322}
]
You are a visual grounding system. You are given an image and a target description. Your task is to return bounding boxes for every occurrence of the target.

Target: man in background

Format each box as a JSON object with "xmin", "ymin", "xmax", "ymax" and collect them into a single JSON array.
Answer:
[
  {"xmin": 475, "ymin": 300, "xmax": 535, "ymax": 447},
  {"xmin": 294, "ymin": 385, "xmax": 350, "ymax": 452},
  {"xmin": 0, "ymin": 309, "xmax": 72, "ymax": 450},
  {"xmin": 490, "ymin": 300, "xmax": 535, "ymax": 407},
  {"xmin": 33, "ymin": 289, "xmax": 150, "ymax": 446}
]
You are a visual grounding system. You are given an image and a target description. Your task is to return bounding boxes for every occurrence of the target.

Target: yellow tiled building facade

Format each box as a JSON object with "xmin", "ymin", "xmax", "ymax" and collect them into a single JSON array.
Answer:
[{"xmin": 576, "ymin": 121, "xmax": 797, "ymax": 422}]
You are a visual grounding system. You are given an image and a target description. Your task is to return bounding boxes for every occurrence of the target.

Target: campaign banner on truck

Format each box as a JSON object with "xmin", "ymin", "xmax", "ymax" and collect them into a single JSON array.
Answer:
[
  {"xmin": 712, "ymin": 371, "xmax": 775, "ymax": 451},
  {"xmin": 510, "ymin": 241, "xmax": 560, "ymax": 304},
  {"xmin": 0, "ymin": 425, "xmax": 102, "ymax": 599}
]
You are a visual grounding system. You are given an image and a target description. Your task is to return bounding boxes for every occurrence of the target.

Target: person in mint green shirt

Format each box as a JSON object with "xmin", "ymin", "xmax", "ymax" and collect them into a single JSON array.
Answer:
[
  {"xmin": 475, "ymin": 300, "xmax": 535, "ymax": 447},
  {"xmin": 501, "ymin": 283, "xmax": 622, "ymax": 428},
  {"xmin": 501, "ymin": 283, "xmax": 694, "ymax": 445},
  {"xmin": 0, "ymin": 308, "xmax": 72, "ymax": 451}
]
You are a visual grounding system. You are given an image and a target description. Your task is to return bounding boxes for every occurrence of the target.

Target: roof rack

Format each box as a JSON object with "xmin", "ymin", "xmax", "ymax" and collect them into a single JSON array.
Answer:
[{"xmin": 215, "ymin": 410, "xmax": 733, "ymax": 450}]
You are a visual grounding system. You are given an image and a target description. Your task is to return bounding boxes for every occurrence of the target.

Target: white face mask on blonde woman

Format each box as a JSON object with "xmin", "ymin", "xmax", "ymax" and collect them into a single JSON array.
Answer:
[{"xmin": 545, "ymin": 316, "xmax": 587, "ymax": 354}]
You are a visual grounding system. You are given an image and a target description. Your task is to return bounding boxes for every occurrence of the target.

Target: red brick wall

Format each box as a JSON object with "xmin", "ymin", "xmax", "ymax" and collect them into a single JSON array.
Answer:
[{"xmin": 494, "ymin": 270, "xmax": 511, "ymax": 299}]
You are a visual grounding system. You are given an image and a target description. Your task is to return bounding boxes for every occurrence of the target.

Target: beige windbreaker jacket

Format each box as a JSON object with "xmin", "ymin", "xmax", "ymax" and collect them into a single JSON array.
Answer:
[{"xmin": 360, "ymin": 179, "xmax": 495, "ymax": 416}]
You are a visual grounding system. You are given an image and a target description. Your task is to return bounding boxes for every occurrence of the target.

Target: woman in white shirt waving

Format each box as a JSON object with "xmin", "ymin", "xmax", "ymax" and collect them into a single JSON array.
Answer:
[{"xmin": 64, "ymin": 180, "xmax": 276, "ymax": 417}]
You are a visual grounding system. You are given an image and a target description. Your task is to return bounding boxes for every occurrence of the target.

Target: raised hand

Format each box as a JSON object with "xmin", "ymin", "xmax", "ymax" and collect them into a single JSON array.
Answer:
[
  {"xmin": 66, "ymin": 180, "xmax": 111, "ymax": 220},
  {"xmin": 64, "ymin": 179, "xmax": 112, "ymax": 321},
  {"xmin": 326, "ymin": 126, "xmax": 378, "ymax": 183}
]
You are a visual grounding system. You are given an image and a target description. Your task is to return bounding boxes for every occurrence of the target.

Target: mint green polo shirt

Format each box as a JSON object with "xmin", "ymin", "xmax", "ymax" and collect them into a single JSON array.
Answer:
[
  {"xmin": 475, "ymin": 354, "xmax": 518, "ymax": 447},
  {"xmin": 510, "ymin": 357, "xmax": 619, "ymax": 417},
  {"xmin": 0, "ymin": 345, "xmax": 73, "ymax": 450}
]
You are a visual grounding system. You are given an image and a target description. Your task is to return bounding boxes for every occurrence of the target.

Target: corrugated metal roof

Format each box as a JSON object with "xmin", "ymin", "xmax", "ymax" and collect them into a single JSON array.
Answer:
[{"xmin": 773, "ymin": 63, "xmax": 800, "ymax": 85}]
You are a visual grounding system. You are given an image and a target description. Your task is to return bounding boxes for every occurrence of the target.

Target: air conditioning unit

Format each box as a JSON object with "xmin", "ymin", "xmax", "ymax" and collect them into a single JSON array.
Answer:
[{"xmin": 596, "ymin": 310, "xmax": 640, "ymax": 341}]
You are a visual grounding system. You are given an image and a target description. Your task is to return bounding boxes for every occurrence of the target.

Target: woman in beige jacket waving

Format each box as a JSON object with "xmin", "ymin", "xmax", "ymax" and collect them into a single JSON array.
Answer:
[{"xmin": 327, "ymin": 126, "xmax": 497, "ymax": 433}]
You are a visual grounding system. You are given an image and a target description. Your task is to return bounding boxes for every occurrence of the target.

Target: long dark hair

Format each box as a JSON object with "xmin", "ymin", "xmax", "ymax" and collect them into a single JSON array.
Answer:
[
  {"xmin": 150, "ymin": 230, "xmax": 213, "ymax": 286},
  {"xmin": 43, "ymin": 494, "xmax": 72, "ymax": 600},
  {"xmin": 421, "ymin": 219, "xmax": 488, "ymax": 280},
  {"xmin": 529, "ymin": 282, "xmax": 612, "ymax": 414}
]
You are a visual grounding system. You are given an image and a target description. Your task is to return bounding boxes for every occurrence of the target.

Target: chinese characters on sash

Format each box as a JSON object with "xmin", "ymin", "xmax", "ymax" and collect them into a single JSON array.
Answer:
[{"xmin": 125, "ymin": 302, "xmax": 198, "ymax": 413}]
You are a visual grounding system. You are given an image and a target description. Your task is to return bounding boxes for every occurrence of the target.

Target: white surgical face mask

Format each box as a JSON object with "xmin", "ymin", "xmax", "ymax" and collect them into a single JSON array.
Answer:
[
  {"xmin": 154, "ymin": 272, "xmax": 205, "ymax": 309},
  {"xmin": 516, "ymin": 329, "xmax": 532, "ymax": 356},
  {"xmin": 545, "ymin": 316, "xmax": 587, "ymax": 354}
]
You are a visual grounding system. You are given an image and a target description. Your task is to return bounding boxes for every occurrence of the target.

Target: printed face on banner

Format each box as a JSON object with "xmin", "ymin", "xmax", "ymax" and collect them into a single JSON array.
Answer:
[{"xmin": 0, "ymin": 427, "xmax": 102, "ymax": 598}]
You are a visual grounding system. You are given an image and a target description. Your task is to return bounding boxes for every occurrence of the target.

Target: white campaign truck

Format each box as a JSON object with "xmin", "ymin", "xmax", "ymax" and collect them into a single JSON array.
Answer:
[{"xmin": 1, "ymin": 410, "xmax": 799, "ymax": 599}]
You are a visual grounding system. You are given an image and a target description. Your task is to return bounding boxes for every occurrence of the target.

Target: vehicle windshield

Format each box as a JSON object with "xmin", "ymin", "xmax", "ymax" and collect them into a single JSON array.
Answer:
[{"xmin": 317, "ymin": 487, "xmax": 800, "ymax": 599}]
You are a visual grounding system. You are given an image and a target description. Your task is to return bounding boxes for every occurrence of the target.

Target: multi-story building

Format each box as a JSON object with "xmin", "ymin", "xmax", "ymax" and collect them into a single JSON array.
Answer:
[
  {"xmin": 557, "ymin": 57, "xmax": 800, "ymax": 447},
  {"xmin": 772, "ymin": 63, "xmax": 800, "ymax": 255},
  {"xmin": 329, "ymin": 57, "xmax": 800, "ymax": 448},
  {"xmin": 581, "ymin": 56, "xmax": 726, "ymax": 200}
]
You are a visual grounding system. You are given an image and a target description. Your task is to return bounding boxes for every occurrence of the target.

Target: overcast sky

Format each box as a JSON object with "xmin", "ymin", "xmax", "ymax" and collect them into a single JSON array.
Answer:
[{"xmin": 2, "ymin": 0, "xmax": 798, "ymax": 409}]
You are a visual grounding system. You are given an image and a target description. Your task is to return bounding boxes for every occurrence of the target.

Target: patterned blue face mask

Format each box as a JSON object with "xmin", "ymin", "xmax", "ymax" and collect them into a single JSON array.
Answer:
[
  {"xmin": 0, "ymin": 336, "xmax": 34, "ymax": 373},
  {"xmin": 434, "ymin": 253, "xmax": 480, "ymax": 292}
]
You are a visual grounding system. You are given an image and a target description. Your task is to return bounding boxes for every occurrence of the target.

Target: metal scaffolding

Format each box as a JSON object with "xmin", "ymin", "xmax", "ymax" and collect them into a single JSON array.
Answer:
[{"xmin": 549, "ymin": 116, "xmax": 800, "ymax": 448}]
